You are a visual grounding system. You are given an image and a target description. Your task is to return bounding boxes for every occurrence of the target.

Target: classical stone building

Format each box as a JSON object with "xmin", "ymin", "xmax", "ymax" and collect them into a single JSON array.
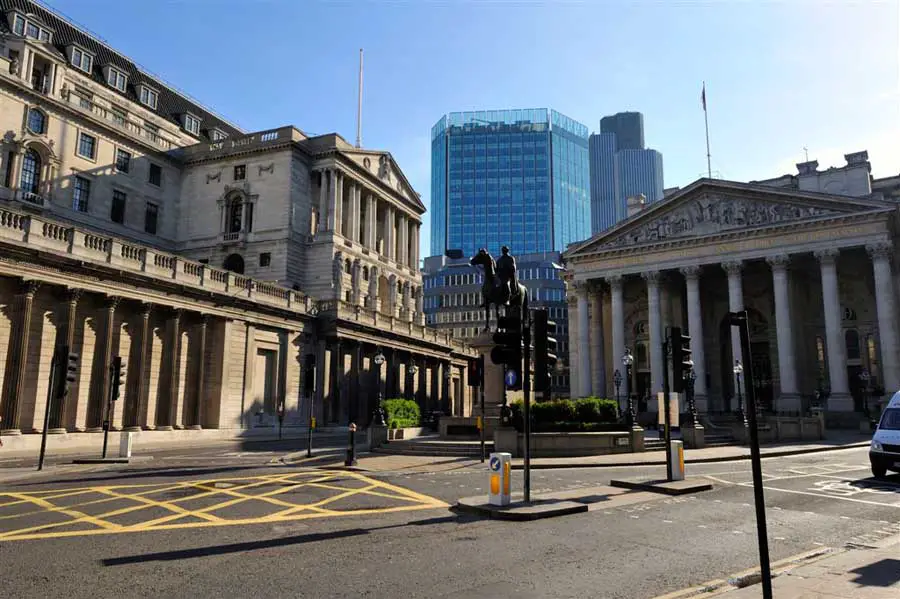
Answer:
[
  {"xmin": 0, "ymin": 1, "xmax": 471, "ymax": 439},
  {"xmin": 563, "ymin": 159, "xmax": 900, "ymax": 426}
]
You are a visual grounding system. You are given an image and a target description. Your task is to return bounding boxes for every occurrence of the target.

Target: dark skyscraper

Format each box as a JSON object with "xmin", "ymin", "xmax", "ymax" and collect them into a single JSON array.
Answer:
[{"xmin": 600, "ymin": 111, "xmax": 644, "ymax": 151}]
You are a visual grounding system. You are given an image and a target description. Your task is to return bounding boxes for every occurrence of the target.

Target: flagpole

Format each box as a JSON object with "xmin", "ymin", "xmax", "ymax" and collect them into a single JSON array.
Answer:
[{"xmin": 703, "ymin": 81, "xmax": 712, "ymax": 178}]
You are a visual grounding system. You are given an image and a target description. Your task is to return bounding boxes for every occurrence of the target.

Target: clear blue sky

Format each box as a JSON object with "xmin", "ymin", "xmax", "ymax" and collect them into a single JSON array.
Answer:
[{"xmin": 44, "ymin": 0, "xmax": 899, "ymax": 257}]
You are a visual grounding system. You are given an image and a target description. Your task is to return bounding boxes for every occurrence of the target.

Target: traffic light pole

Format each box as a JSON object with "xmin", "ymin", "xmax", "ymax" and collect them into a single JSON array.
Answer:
[
  {"xmin": 37, "ymin": 348, "xmax": 59, "ymax": 471},
  {"xmin": 662, "ymin": 337, "xmax": 672, "ymax": 482},
  {"xmin": 732, "ymin": 310, "xmax": 772, "ymax": 599},
  {"xmin": 523, "ymin": 312, "xmax": 532, "ymax": 504},
  {"xmin": 102, "ymin": 360, "xmax": 115, "ymax": 459}
]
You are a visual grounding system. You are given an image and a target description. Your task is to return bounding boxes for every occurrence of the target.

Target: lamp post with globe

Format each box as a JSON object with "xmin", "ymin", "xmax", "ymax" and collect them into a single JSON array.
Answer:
[
  {"xmin": 734, "ymin": 360, "xmax": 747, "ymax": 428},
  {"xmin": 372, "ymin": 350, "xmax": 386, "ymax": 426},
  {"xmin": 613, "ymin": 369, "xmax": 622, "ymax": 418},
  {"xmin": 623, "ymin": 348, "xmax": 636, "ymax": 429}
]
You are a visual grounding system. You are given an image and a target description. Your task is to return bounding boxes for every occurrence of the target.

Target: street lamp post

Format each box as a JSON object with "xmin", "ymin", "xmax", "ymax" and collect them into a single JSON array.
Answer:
[
  {"xmin": 407, "ymin": 363, "xmax": 418, "ymax": 402},
  {"xmin": 734, "ymin": 360, "xmax": 747, "ymax": 427},
  {"xmin": 623, "ymin": 348, "xmax": 636, "ymax": 429},
  {"xmin": 613, "ymin": 369, "xmax": 622, "ymax": 418},
  {"xmin": 686, "ymin": 370, "xmax": 698, "ymax": 425},
  {"xmin": 373, "ymin": 350, "xmax": 386, "ymax": 427},
  {"xmin": 859, "ymin": 369, "xmax": 871, "ymax": 423}
]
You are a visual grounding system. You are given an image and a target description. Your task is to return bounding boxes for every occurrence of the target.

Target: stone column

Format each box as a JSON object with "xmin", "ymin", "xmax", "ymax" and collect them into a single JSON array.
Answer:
[
  {"xmin": 766, "ymin": 255, "xmax": 800, "ymax": 412},
  {"xmin": 575, "ymin": 283, "xmax": 591, "ymax": 398},
  {"xmin": 317, "ymin": 169, "xmax": 329, "ymax": 232},
  {"xmin": 366, "ymin": 195, "xmax": 377, "ymax": 249},
  {"xmin": 334, "ymin": 172, "xmax": 344, "ymax": 236},
  {"xmin": 190, "ymin": 315, "xmax": 208, "ymax": 429},
  {"xmin": 51, "ymin": 288, "xmax": 82, "ymax": 432},
  {"xmin": 643, "ymin": 271, "xmax": 663, "ymax": 407},
  {"xmin": 680, "ymin": 266, "xmax": 708, "ymax": 412},
  {"xmin": 126, "ymin": 302, "xmax": 151, "ymax": 431},
  {"xmin": 90, "ymin": 296, "xmax": 120, "ymax": 432},
  {"xmin": 314, "ymin": 340, "xmax": 327, "ymax": 424},
  {"xmin": 609, "ymin": 275, "xmax": 627, "ymax": 401},
  {"xmin": 351, "ymin": 259, "xmax": 362, "ymax": 305},
  {"xmin": 157, "ymin": 309, "xmax": 181, "ymax": 430},
  {"xmin": 412, "ymin": 224, "xmax": 420, "ymax": 271},
  {"xmin": 723, "ymin": 261, "xmax": 745, "ymax": 408},
  {"xmin": 350, "ymin": 343, "xmax": 362, "ymax": 424},
  {"xmin": 868, "ymin": 242, "xmax": 900, "ymax": 394},
  {"xmin": 590, "ymin": 286, "xmax": 605, "ymax": 398},
  {"xmin": 383, "ymin": 204, "xmax": 395, "ymax": 261},
  {"xmin": 388, "ymin": 274, "xmax": 398, "ymax": 317},
  {"xmin": 331, "ymin": 340, "xmax": 343, "ymax": 424},
  {"xmin": 398, "ymin": 215, "xmax": 409, "ymax": 266},
  {"xmin": 816, "ymin": 249, "xmax": 852, "ymax": 410},
  {"xmin": 349, "ymin": 184, "xmax": 360, "ymax": 243},
  {"xmin": 1, "ymin": 280, "xmax": 40, "ymax": 434}
]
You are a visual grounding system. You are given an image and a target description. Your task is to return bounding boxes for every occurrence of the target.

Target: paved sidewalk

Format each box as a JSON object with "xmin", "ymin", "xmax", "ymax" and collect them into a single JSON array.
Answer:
[
  {"xmin": 712, "ymin": 543, "xmax": 900, "ymax": 598},
  {"xmin": 296, "ymin": 433, "xmax": 871, "ymax": 473}
]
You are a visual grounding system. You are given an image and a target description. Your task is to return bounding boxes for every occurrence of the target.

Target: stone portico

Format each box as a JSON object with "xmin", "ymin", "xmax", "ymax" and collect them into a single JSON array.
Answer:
[{"xmin": 563, "ymin": 179, "xmax": 900, "ymax": 425}]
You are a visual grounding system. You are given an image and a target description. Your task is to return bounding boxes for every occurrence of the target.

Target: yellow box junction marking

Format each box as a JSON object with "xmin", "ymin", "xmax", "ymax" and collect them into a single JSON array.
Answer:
[{"xmin": 0, "ymin": 470, "xmax": 447, "ymax": 542}]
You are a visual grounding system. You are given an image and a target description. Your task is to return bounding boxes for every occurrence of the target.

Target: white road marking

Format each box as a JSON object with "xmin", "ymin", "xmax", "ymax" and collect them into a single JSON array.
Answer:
[
  {"xmin": 741, "ymin": 483, "xmax": 900, "ymax": 508},
  {"xmin": 663, "ymin": 520, "xmax": 673, "ymax": 523}
]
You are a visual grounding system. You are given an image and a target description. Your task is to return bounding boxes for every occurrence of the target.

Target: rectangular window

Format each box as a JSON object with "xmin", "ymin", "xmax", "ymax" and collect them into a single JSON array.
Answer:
[
  {"xmin": 70, "ymin": 47, "xmax": 93, "ymax": 73},
  {"xmin": 139, "ymin": 86, "xmax": 158, "ymax": 110},
  {"xmin": 110, "ymin": 190, "xmax": 126, "ymax": 224},
  {"xmin": 39, "ymin": 29, "xmax": 50, "ymax": 42},
  {"xmin": 13, "ymin": 15, "xmax": 25, "ymax": 35},
  {"xmin": 111, "ymin": 106, "xmax": 127, "ymax": 126},
  {"xmin": 26, "ymin": 22, "xmax": 38, "ymax": 39},
  {"xmin": 144, "ymin": 202, "xmax": 158, "ymax": 234},
  {"xmin": 115, "ymin": 149, "xmax": 131, "ymax": 173},
  {"xmin": 210, "ymin": 129, "xmax": 227, "ymax": 141},
  {"xmin": 77, "ymin": 132, "xmax": 96, "ymax": 160},
  {"xmin": 234, "ymin": 165, "xmax": 246, "ymax": 181},
  {"xmin": 107, "ymin": 67, "xmax": 127, "ymax": 92},
  {"xmin": 72, "ymin": 176, "xmax": 90, "ymax": 212},
  {"xmin": 259, "ymin": 253, "xmax": 271, "ymax": 267},
  {"xmin": 184, "ymin": 114, "xmax": 201, "ymax": 136},
  {"xmin": 148, "ymin": 163, "xmax": 162, "ymax": 187}
]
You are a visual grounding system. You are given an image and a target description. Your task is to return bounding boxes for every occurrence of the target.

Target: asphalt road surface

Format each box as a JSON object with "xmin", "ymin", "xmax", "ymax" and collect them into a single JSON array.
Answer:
[{"xmin": 1, "ymin": 446, "xmax": 897, "ymax": 599}]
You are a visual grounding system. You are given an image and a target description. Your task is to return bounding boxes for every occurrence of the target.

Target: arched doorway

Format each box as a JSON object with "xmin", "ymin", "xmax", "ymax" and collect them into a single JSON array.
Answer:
[
  {"xmin": 718, "ymin": 307, "xmax": 773, "ymax": 413},
  {"xmin": 223, "ymin": 253, "xmax": 245, "ymax": 274}
]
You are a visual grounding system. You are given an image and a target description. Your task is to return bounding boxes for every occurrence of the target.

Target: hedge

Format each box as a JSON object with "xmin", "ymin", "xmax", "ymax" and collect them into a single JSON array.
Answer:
[
  {"xmin": 383, "ymin": 398, "xmax": 421, "ymax": 429},
  {"xmin": 510, "ymin": 397, "xmax": 620, "ymax": 432}
]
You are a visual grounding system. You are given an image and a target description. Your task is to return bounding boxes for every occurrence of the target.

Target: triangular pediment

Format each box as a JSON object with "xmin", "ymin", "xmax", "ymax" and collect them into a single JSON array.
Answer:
[
  {"xmin": 566, "ymin": 179, "xmax": 893, "ymax": 257},
  {"xmin": 343, "ymin": 150, "xmax": 426, "ymax": 213}
]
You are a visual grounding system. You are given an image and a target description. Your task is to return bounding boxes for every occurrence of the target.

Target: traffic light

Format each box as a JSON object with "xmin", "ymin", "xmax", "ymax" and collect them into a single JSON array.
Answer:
[
  {"xmin": 54, "ymin": 346, "xmax": 79, "ymax": 399},
  {"xmin": 671, "ymin": 327, "xmax": 693, "ymax": 393},
  {"xmin": 468, "ymin": 356, "xmax": 483, "ymax": 388},
  {"xmin": 533, "ymin": 309, "xmax": 558, "ymax": 393},
  {"xmin": 110, "ymin": 356, "xmax": 126, "ymax": 401},
  {"xmin": 491, "ymin": 315, "xmax": 522, "ymax": 390}
]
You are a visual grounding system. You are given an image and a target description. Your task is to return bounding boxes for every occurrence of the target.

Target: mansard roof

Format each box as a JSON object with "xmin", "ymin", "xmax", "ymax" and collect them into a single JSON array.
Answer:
[{"xmin": 0, "ymin": 0, "xmax": 244, "ymax": 141}]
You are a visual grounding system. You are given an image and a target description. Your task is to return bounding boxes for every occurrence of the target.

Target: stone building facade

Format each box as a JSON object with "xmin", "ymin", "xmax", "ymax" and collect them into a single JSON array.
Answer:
[
  {"xmin": 563, "ymin": 172, "xmax": 900, "ymax": 427},
  {"xmin": 0, "ymin": 1, "xmax": 471, "ymax": 439}
]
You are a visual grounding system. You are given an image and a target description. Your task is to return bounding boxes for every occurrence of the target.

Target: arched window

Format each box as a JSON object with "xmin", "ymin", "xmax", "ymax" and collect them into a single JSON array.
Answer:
[
  {"xmin": 20, "ymin": 148, "xmax": 41, "ymax": 194},
  {"xmin": 845, "ymin": 329, "xmax": 861, "ymax": 361},
  {"xmin": 344, "ymin": 258, "xmax": 352, "ymax": 274},
  {"xmin": 362, "ymin": 266, "xmax": 369, "ymax": 281},
  {"xmin": 27, "ymin": 108, "xmax": 46, "ymax": 134},
  {"xmin": 223, "ymin": 253, "xmax": 245, "ymax": 274}
]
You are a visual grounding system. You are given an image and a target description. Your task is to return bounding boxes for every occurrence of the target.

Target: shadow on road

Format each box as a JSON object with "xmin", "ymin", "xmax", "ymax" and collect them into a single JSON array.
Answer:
[
  {"xmin": 101, "ymin": 515, "xmax": 460, "ymax": 566},
  {"xmin": 849, "ymin": 559, "xmax": 900, "ymax": 587},
  {"xmin": 11, "ymin": 464, "xmax": 277, "ymax": 488}
]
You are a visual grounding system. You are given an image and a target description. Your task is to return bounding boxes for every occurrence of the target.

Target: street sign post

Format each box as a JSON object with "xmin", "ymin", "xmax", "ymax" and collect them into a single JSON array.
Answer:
[{"xmin": 488, "ymin": 452, "xmax": 511, "ymax": 506}]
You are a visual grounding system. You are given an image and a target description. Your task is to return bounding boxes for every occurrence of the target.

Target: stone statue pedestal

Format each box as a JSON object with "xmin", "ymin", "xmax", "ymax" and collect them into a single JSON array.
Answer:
[{"xmin": 468, "ymin": 332, "xmax": 522, "ymax": 425}]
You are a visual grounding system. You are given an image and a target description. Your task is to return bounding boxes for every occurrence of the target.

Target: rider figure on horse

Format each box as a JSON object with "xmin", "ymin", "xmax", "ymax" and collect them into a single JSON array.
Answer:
[{"xmin": 496, "ymin": 246, "xmax": 518, "ymax": 305}]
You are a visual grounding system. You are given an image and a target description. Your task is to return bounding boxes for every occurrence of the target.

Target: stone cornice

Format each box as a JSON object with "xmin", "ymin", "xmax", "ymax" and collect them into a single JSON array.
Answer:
[{"xmin": 568, "ymin": 209, "xmax": 893, "ymax": 264}]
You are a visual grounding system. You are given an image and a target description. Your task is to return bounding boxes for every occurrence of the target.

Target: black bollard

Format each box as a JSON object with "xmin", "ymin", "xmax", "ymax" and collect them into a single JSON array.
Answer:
[{"xmin": 344, "ymin": 423, "xmax": 358, "ymax": 467}]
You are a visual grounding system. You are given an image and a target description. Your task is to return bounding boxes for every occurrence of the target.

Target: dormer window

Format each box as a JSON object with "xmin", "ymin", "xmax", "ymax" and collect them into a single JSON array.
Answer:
[
  {"xmin": 69, "ymin": 46, "xmax": 93, "ymax": 74},
  {"xmin": 139, "ymin": 85, "xmax": 158, "ymax": 110},
  {"xmin": 183, "ymin": 113, "xmax": 201, "ymax": 136},
  {"xmin": 210, "ymin": 128, "xmax": 227, "ymax": 141},
  {"xmin": 11, "ymin": 13, "xmax": 53, "ymax": 42},
  {"xmin": 106, "ymin": 66, "xmax": 127, "ymax": 92}
]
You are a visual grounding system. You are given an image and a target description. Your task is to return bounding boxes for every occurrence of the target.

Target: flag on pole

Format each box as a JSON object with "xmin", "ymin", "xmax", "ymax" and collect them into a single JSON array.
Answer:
[{"xmin": 701, "ymin": 82, "xmax": 707, "ymax": 111}]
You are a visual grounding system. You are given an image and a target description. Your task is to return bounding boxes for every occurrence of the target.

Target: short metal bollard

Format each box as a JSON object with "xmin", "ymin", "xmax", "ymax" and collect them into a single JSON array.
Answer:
[
  {"xmin": 669, "ymin": 440, "xmax": 684, "ymax": 481},
  {"xmin": 488, "ymin": 452, "xmax": 511, "ymax": 506},
  {"xmin": 119, "ymin": 431, "xmax": 133, "ymax": 458},
  {"xmin": 345, "ymin": 423, "xmax": 358, "ymax": 467}
]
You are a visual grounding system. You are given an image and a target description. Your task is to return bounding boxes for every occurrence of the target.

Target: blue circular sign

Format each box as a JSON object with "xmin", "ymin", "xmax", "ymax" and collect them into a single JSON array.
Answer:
[
  {"xmin": 489, "ymin": 456, "xmax": 501, "ymax": 471},
  {"xmin": 505, "ymin": 370, "xmax": 518, "ymax": 387}
]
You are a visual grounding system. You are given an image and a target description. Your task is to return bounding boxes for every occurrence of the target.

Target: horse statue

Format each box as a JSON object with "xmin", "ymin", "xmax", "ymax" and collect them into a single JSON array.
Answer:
[{"xmin": 470, "ymin": 248, "xmax": 529, "ymax": 332}]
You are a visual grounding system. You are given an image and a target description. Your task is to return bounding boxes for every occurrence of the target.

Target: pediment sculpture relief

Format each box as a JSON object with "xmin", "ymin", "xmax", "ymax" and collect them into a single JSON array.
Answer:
[{"xmin": 601, "ymin": 195, "xmax": 842, "ymax": 248}]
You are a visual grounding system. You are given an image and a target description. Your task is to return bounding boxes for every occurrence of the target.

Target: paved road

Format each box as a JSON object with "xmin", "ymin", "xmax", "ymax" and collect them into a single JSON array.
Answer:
[{"xmin": 1, "ymin": 447, "xmax": 897, "ymax": 599}]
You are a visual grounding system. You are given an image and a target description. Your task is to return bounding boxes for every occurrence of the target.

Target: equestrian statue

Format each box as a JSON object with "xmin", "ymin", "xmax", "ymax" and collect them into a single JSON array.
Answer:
[{"xmin": 470, "ymin": 246, "xmax": 529, "ymax": 332}]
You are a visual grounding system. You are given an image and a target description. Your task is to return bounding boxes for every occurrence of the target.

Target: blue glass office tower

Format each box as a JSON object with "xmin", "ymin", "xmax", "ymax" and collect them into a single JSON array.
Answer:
[
  {"xmin": 589, "ymin": 111, "xmax": 664, "ymax": 234},
  {"xmin": 430, "ymin": 109, "xmax": 590, "ymax": 258}
]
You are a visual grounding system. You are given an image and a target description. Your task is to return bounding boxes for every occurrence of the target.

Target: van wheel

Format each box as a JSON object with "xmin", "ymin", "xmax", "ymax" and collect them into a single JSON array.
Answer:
[{"xmin": 872, "ymin": 465, "xmax": 888, "ymax": 479}]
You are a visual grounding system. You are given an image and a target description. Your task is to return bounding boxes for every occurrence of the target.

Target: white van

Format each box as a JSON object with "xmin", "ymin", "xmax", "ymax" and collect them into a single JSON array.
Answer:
[{"xmin": 869, "ymin": 391, "xmax": 900, "ymax": 479}]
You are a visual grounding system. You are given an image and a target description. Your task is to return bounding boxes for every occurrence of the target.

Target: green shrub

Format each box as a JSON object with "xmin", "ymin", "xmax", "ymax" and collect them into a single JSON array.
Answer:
[
  {"xmin": 383, "ymin": 398, "xmax": 421, "ymax": 429},
  {"xmin": 509, "ymin": 397, "xmax": 620, "ymax": 432}
]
